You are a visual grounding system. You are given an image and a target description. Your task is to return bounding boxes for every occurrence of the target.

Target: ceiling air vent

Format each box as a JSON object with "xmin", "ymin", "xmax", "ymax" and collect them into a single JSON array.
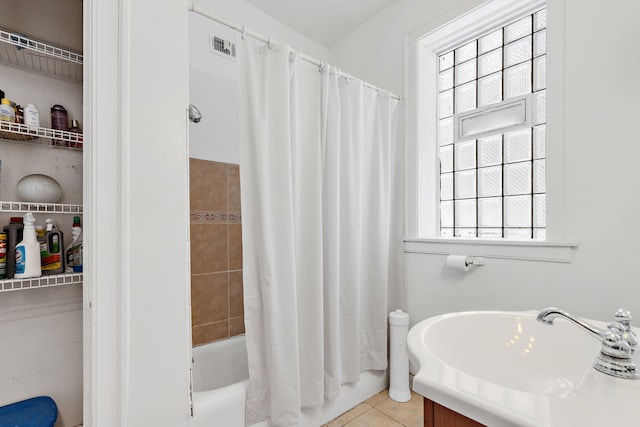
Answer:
[{"xmin": 210, "ymin": 34, "xmax": 236, "ymax": 60}]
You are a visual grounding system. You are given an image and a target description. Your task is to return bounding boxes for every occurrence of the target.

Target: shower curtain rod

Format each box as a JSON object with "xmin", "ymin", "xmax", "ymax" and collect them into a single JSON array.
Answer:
[{"xmin": 188, "ymin": 2, "xmax": 401, "ymax": 101}]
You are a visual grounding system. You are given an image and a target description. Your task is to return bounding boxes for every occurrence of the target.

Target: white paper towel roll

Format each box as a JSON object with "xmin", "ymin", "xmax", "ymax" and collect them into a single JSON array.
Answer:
[
  {"xmin": 446, "ymin": 254, "xmax": 470, "ymax": 272},
  {"xmin": 389, "ymin": 309, "xmax": 411, "ymax": 402}
]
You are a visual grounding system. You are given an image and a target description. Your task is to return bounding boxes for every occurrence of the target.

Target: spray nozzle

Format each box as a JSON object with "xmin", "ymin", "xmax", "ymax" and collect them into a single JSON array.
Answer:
[
  {"xmin": 23, "ymin": 212, "xmax": 36, "ymax": 226},
  {"xmin": 45, "ymin": 218, "xmax": 56, "ymax": 231}
]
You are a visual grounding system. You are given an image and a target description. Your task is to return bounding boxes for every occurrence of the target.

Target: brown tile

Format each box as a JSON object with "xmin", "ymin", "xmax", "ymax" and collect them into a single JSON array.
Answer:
[
  {"xmin": 228, "ymin": 164, "xmax": 241, "ymax": 212},
  {"xmin": 229, "ymin": 270, "xmax": 244, "ymax": 318},
  {"xmin": 375, "ymin": 392, "xmax": 423, "ymax": 427},
  {"xmin": 192, "ymin": 320, "xmax": 229, "ymax": 346},
  {"xmin": 324, "ymin": 402, "xmax": 372, "ymax": 427},
  {"xmin": 364, "ymin": 390, "xmax": 389, "ymax": 408},
  {"xmin": 191, "ymin": 273, "xmax": 229, "ymax": 325},
  {"xmin": 190, "ymin": 223, "xmax": 228, "ymax": 274},
  {"xmin": 228, "ymin": 224, "xmax": 243, "ymax": 270},
  {"xmin": 343, "ymin": 408, "xmax": 403, "ymax": 427},
  {"xmin": 229, "ymin": 316, "xmax": 245, "ymax": 337},
  {"xmin": 189, "ymin": 158, "xmax": 228, "ymax": 212},
  {"xmin": 408, "ymin": 391, "xmax": 424, "ymax": 410}
]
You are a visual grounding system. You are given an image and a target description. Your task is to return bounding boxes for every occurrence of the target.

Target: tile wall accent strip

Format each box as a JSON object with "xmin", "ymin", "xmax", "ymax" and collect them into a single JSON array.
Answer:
[
  {"xmin": 190, "ymin": 211, "xmax": 242, "ymax": 224},
  {"xmin": 227, "ymin": 213, "xmax": 242, "ymax": 223}
]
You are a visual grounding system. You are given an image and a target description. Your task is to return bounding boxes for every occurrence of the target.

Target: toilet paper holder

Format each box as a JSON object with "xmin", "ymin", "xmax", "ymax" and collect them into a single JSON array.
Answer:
[
  {"xmin": 446, "ymin": 254, "xmax": 486, "ymax": 271},
  {"xmin": 466, "ymin": 256, "xmax": 485, "ymax": 266}
]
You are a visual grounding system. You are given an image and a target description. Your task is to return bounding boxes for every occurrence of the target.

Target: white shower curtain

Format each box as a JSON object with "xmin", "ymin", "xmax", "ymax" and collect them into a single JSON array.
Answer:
[{"xmin": 237, "ymin": 38, "xmax": 404, "ymax": 426}]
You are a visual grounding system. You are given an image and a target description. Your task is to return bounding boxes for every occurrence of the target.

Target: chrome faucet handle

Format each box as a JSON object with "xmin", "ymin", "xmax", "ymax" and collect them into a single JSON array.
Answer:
[
  {"xmin": 600, "ymin": 308, "xmax": 637, "ymax": 359},
  {"xmin": 537, "ymin": 307, "xmax": 640, "ymax": 379},
  {"xmin": 608, "ymin": 308, "xmax": 638, "ymax": 346}
]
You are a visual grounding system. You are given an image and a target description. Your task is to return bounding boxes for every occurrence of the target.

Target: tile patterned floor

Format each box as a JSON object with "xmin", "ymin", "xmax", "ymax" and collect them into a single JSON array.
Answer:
[{"xmin": 322, "ymin": 390, "xmax": 423, "ymax": 427}]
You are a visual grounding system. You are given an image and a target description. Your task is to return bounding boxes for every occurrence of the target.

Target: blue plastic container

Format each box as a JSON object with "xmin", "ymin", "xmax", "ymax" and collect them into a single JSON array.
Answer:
[{"xmin": 0, "ymin": 396, "xmax": 58, "ymax": 427}]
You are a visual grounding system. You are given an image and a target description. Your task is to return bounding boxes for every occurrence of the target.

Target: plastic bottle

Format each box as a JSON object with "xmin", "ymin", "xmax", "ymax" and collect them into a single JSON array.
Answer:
[
  {"xmin": 65, "ymin": 216, "xmax": 82, "ymax": 273},
  {"xmin": 14, "ymin": 212, "xmax": 42, "ymax": 278},
  {"xmin": 36, "ymin": 225, "xmax": 45, "ymax": 241},
  {"xmin": 3, "ymin": 216, "xmax": 24, "ymax": 279},
  {"xmin": 51, "ymin": 104, "xmax": 68, "ymax": 147},
  {"xmin": 0, "ymin": 98, "xmax": 15, "ymax": 122},
  {"xmin": 23, "ymin": 103, "xmax": 40, "ymax": 130},
  {"xmin": 14, "ymin": 105, "xmax": 23, "ymax": 124},
  {"xmin": 50, "ymin": 104, "xmax": 68, "ymax": 130},
  {"xmin": 36, "ymin": 225, "xmax": 46, "ymax": 258},
  {"xmin": 41, "ymin": 218, "xmax": 64, "ymax": 275},
  {"xmin": 0, "ymin": 232, "xmax": 7, "ymax": 279}
]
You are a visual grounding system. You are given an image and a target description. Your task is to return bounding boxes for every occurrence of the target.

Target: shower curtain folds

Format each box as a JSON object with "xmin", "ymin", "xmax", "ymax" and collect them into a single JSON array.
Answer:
[{"xmin": 238, "ymin": 39, "xmax": 404, "ymax": 427}]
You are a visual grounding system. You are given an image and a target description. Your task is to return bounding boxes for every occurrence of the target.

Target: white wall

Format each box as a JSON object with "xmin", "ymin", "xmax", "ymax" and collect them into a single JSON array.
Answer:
[
  {"xmin": 329, "ymin": 0, "xmax": 485, "ymax": 95},
  {"xmin": 330, "ymin": 0, "xmax": 640, "ymax": 325},
  {"xmin": 188, "ymin": 0, "xmax": 328, "ymax": 162},
  {"xmin": 85, "ymin": 0, "xmax": 192, "ymax": 425},
  {"xmin": 116, "ymin": 0, "xmax": 193, "ymax": 425}
]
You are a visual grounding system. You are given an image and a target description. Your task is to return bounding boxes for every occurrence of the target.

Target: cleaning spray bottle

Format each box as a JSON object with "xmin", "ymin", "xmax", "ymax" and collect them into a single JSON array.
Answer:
[
  {"xmin": 14, "ymin": 212, "xmax": 42, "ymax": 278},
  {"xmin": 41, "ymin": 218, "xmax": 65, "ymax": 275},
  {"xmin": 65, "ymin": 216, "xmax": 82, "ymax": 273}
]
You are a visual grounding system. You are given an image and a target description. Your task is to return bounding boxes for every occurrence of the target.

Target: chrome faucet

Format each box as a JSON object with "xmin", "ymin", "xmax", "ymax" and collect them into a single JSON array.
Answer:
[{"xmin": 537, "ymin": 307, "xmax": 640, "ymax": 379}]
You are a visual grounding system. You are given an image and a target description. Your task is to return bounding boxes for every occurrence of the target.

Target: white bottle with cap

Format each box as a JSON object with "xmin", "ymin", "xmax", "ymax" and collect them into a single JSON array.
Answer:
[
  {"xmin": 23, "ymin": 103, "xmax": 40, "ymax": 130},
  {"xmin": 14, "ymin": 212, "xmax": 42, "ymax": 278}
]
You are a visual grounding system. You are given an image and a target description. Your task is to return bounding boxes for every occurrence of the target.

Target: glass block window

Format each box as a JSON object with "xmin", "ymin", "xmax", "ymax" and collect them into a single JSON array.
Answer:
[{"xmin": 438, "ymin": 8, "xmax": 547, "ymax": 240}]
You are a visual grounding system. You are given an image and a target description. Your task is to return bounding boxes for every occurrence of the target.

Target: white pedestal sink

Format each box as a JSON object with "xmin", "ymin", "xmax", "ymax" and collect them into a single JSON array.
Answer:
[{"xmin": 408, "ymin": 311, "xmax": 640, "ymax": 426}]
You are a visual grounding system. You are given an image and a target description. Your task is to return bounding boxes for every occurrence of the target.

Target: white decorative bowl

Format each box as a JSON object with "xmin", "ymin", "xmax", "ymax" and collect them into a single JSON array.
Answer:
[{"xmin": 17, "ymin": 174, "xmax": 63, "ymax": 203}]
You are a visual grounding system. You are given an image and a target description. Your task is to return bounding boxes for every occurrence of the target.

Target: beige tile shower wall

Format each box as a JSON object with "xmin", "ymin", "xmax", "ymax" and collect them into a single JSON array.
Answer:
[{"xmin": 189, "ymin": 158, "xmax": 244, "ymax": 346}]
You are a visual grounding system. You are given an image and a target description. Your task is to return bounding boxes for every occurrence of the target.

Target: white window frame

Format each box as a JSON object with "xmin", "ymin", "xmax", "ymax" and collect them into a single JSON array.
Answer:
[{"xmin": 404, "ymin": 0, "xmax": 578, "ymax": 262}]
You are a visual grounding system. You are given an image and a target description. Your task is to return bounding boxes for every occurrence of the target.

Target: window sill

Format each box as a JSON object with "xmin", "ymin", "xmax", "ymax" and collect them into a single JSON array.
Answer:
[{"xmin": 403, "ymin": 238, "xmax": 579, "ymax": 263}]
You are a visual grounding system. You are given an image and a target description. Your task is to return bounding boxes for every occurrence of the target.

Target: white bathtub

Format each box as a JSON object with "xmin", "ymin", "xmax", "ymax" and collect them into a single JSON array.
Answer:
[
  {"xmin": 190, "ymin": 335, "xmax": 388, "ymax": 427},
  {"xmin": 190, "ymin": 335, "xmax": 249, "ymax": 427}
]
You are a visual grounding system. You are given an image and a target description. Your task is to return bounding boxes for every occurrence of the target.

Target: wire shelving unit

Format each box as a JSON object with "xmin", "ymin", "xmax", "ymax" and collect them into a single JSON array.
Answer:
[
  {"xmin": 0, "ymin": 29, "xmax": 83, "ymax": 81},
  {"xmin": 0, "ymin": 121, "xmax": 83, "ymax": 148},
  {"xmin": 0, "ymin": 273, "xmax": 83, "ymax": 293}
]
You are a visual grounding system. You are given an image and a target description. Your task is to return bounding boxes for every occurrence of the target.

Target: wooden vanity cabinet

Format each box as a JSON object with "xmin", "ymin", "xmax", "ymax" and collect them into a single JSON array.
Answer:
[{"xmin": 424, "ymin": 397, "xmax": 486, "ymax": 427}]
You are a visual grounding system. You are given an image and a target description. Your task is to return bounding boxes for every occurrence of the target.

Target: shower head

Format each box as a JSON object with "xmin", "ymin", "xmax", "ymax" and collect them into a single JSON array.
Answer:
[{"xmin": 189, "ymin": 104, "xmax": 202, "ymax": 123}]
